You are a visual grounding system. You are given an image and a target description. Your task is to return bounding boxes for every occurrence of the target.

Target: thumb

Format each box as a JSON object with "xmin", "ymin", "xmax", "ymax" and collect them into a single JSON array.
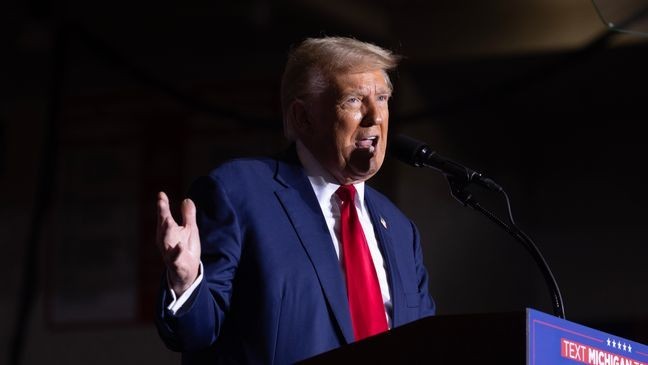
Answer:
[{"xmin": 181, "ymin": 198, "xmax": 197, "ymax": 227}]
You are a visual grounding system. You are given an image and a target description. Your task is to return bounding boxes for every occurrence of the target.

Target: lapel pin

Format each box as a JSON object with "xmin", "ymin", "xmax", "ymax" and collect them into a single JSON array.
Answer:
[{"xmin": 380, "ymin": 217, "xmax": 387, "ymax": 229}]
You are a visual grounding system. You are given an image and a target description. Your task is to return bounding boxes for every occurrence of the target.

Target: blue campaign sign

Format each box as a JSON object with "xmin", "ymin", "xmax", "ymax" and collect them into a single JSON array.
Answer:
[{"xmin": 528, "ymin": 308, "xmax": 648, "ymax": 365}]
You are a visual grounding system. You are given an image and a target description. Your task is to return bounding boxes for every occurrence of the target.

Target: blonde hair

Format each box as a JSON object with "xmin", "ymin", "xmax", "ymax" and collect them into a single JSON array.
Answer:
[{"xmin": 280, "ymin": 37, "xmax": 401, "ymax": 140}]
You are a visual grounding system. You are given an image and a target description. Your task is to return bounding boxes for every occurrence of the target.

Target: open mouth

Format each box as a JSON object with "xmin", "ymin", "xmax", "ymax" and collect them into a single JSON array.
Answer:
[{"xmin": 355, "ymin": 136, "xmax": 378, "ymax": 153}]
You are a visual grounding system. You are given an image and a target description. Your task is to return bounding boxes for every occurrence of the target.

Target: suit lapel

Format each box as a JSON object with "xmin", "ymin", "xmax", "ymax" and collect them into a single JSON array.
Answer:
[
  {"xmin": 273, "ymin": 157, "xmax": 355, "ymax": 344},
  {"xmin": 364, "ymin": 189, "xmax": 407, "ymax": 327}
]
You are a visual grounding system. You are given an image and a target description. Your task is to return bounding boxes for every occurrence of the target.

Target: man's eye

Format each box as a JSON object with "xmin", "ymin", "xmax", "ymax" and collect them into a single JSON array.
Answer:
[
  {"xmin": 377, "ymin": 95, "xmax": 390, "ymax": 102},
  {"xmin": 347, "ymin": 97, "xmax": 360, "ymax": 104}
]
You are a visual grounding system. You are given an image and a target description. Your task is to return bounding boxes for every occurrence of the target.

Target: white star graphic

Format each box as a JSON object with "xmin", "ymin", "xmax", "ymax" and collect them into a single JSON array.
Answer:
[
  {"xmin": 607, "ymin": 338, "xmax": 611, "ymax": 346},
  {"xmin": 628, "ymin": 344, "xmax": 632, "ymax": 353},
  {"xmin": 623, "ymin": 343, "xmax": 627, "ymax": 351},
  {"xmin": 612, "ymin": 340, "xmax": 617, "ymax": 348}
]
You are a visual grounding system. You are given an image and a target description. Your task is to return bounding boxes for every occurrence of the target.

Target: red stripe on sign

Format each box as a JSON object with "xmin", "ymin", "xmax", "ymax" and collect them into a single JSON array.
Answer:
[{"xmin": 560, "ymin": 338, "xmax": 645, "ymax": 365}]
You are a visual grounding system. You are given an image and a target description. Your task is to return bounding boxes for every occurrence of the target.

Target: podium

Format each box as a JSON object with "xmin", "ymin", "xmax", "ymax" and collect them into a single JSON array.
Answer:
[{"xmin": 300, "ymin": 309, "xmax": 648, "ymax": 364}]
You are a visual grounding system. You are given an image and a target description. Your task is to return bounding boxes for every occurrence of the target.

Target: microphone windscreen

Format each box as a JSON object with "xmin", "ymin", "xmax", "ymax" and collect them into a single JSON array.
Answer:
[{"xmin": 388, "ymin": 134, "xmax": 427, "ymax": 166}]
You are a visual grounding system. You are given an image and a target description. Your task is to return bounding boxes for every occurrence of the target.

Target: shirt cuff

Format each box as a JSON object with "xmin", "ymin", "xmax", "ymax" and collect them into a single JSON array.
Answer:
[{"xmin": 166, "ymin": 262, "xmax": 204, "ymax": 315}]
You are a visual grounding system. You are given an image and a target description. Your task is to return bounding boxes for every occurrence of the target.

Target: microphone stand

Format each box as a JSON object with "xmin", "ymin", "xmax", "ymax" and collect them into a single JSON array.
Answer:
[{"xmin": 447, "ymin": 177, "xmax": 566, "ymax": 319}]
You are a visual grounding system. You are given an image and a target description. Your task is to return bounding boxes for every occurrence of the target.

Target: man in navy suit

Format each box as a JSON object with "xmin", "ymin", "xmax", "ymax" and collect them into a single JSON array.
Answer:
[{"xmin": 155, "ymin": 36, "xmax": 435, "ymax": 364}]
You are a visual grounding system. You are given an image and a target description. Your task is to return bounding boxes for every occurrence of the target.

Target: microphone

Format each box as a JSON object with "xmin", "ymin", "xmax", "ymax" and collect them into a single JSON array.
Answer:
[
  {"xmin": 389, "ymin": 133, "xmax": 566, "ymax": 319},
  {"xmin": 389, "ymin": 134, "xmax": 502, "ymax": 192}
]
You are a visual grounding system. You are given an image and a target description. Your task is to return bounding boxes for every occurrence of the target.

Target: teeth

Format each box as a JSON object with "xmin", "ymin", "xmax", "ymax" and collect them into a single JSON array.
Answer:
[{"xmin": 356, "ymin": 136, "xmax": 378, "ymax": 151}]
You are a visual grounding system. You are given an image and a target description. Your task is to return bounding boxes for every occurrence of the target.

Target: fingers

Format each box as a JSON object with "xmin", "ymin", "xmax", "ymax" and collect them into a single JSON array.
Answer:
[
  {"xmin": 183, "ymin": 199, "xmax": 201, "ymax": 253},
  {"xmin": 156, "ymin": 191, "xmax": 179, "ymax": 255},
  {"xmin": 156, "ymin": 193, "xmax": 200, "ymax": 257},
  {"xmin": 157, "ymin": 191, "xmax": 177, "ymax": 228},
  {"xmin": 181, "ymin": 198, "xmax": 197, "ymax": 227}
]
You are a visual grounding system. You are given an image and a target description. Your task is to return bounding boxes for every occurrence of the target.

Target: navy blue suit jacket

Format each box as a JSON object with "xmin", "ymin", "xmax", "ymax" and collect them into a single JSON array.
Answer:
[{"xmin": 156, "ymin": 151, "xmax": 435, "ymax": 364}]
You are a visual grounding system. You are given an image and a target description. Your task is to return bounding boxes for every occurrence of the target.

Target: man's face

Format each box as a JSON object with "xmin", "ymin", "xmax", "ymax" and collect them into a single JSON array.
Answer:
[{"xmin": 299, "ymin": 69, "xmax": 391, "ymax": 185}]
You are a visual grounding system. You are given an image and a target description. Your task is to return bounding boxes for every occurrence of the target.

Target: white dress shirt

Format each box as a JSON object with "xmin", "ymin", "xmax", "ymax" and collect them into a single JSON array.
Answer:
[
  {"xmin": 167, "ymin": 141, "xmax": 393, "ymax": 327},
  {"xmin": 296, "ymin": 141, "xmax": 392, "ymax": 327}
]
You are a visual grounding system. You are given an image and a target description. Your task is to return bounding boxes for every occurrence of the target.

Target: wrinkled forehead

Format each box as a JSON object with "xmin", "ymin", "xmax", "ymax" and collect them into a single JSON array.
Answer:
[
  {"xmin": 324, "ymin": 67, "xmax": 393, "ymax": 93},
  {"xmin": 333, "ymin": 70, "xmax": 393, "ymax": 95}
]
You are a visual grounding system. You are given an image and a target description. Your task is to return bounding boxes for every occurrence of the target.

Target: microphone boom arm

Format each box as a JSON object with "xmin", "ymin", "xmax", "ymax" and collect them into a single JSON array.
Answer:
[
  {"xmin": 447, "ymin": 177, "xmax": 566, "ymax": 319},
  {"xmin": 389, "ymin": 133, "xmax": 566, "ymax": 318}
]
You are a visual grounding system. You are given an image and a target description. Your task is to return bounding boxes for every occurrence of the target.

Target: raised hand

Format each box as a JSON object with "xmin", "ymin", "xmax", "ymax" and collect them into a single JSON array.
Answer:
[{"xmin": 156, "ymin": 191, "xmax": 201, "ymax": 296}]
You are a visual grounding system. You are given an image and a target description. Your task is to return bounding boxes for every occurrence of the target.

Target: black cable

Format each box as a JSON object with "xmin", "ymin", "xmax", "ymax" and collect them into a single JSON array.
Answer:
[
  {"xmin": 501, "ymin": 189, "xmax": 517, "ymax": 227},
  {"xmin": 500, "ymin": 189, "xmax": 565, "ymax": 319}
]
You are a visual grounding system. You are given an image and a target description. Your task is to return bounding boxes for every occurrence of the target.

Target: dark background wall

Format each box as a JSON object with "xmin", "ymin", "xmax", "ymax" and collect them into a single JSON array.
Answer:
[{"xmin": 2, "ymin": 0, "xmax": 647, "ymax": 363}]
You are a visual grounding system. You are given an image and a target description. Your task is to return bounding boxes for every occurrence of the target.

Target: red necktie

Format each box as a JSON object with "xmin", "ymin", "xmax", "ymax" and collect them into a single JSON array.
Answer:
[{"xmin": 336, "ymin": 184, "xmax": 388, "ymax": 341}]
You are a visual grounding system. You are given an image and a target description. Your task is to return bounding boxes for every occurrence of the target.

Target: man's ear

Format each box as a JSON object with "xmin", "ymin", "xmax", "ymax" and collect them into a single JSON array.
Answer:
[{"xmin": 288, "ymin": 99, "xmax": 311, "ymax": 137}]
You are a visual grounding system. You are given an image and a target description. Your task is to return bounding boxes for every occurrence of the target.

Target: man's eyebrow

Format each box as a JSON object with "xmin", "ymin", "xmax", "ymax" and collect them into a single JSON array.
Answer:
[{"xmin": 340, "ymin": 87, "xmax": 392, "ymax": 95}]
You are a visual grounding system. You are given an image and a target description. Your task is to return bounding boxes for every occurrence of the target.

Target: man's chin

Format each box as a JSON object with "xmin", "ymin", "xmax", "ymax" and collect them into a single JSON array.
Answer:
[{"xmin": 346, "ymin": 149, "xmax": 382, "ymax": 182}]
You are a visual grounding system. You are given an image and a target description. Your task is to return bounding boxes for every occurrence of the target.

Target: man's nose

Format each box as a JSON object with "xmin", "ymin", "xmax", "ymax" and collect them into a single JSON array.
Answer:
[{"xmin": 361, "ymin": 99, "xmax": 385, "ymax": 126}]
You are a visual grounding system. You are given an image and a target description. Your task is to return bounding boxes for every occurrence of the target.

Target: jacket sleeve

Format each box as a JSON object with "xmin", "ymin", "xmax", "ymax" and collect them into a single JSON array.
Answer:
[{"xmin": 155, "ymin": 174, "xmax": 242, "ymax": 352}]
